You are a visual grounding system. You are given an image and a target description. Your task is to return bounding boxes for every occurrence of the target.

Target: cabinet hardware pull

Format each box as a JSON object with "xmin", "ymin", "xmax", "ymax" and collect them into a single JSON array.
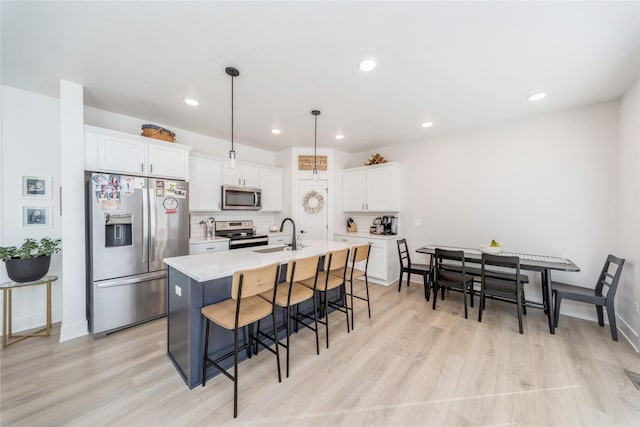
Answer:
[
  {"xmin": 141, "ymin": 163, "xmax": 144, "ymax": 172},
  {"xmin": 150, "ymin": 164, "xmax": 153, "ymax": 173}
]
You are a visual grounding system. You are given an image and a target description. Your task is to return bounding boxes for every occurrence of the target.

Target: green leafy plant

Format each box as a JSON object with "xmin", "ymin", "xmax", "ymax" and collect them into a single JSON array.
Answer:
[{"xmin": 0, "ymin": 237, "xmax": 61, "ymax": 262}]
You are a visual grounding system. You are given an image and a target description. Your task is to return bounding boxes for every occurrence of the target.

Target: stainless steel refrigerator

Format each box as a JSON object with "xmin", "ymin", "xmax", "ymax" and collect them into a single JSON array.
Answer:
[{"xmin": 86, "ymin": 172, "xmax": 189, "ymax": 337}]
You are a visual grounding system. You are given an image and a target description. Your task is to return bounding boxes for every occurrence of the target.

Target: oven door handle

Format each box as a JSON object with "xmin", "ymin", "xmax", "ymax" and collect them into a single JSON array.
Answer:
[{"xmin": 229, "ymin": 237, "xmax": 269, "ymax": 247}]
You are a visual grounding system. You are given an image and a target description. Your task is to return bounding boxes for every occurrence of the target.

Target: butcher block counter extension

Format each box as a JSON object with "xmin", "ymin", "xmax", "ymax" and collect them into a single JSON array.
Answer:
[{"xmin": 164, "ymin": 239, "xmax": 349, "ymax": 388}]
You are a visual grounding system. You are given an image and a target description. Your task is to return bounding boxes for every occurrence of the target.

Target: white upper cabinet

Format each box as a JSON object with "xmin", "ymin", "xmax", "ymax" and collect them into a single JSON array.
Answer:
[
  {"xmin": 191, "ymin": 155, "xmax": 283, "ymax": 212},
  {"xmin": 189, "ymin": 155, "xmax": 223, "ymax": 211},
  {"xmin": 342, "ymin": 162, "xmax": 400, "ymax": 212},
  {"xmin": 147, "ymin": 144, "xmax": 189, "ymax": 179},
  {"xmin": 260, "ymin": 167, "xmax": 283, "ymax": 212},
  {"xmin": 222, "ymin": 164, "xmax": 260, "ymax": 187},
  {"xmin": 342, "ymin": 169, "xmax": 367, "ymax": 212},
  {"xmin": 85, "ymin": 125, "xmax": 191, "ymax": 179}
]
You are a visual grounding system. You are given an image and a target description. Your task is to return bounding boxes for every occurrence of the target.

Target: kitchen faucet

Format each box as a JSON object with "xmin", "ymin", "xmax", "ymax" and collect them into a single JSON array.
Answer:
[{"xmin": 279, "ymin": 217, "xmax": 297, "ymax": 250}]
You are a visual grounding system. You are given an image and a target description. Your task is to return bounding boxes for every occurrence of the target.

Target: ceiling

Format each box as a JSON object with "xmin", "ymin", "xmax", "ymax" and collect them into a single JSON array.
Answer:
[{"xmin": 2, "ymin": 1, "xmax": 639, "ymax": 154}]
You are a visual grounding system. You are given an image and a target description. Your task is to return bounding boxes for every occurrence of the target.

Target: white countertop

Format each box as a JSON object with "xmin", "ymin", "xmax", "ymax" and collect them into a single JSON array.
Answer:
[
  {"xmin": 165, "ymin": 239, "xmax": 349, "ymax": 282},
  {"xmin": 189, "ymin": 236, "xmax": 230, "ymax": 244},
  {"xmin": 334, "ymin": 231, "xmax": 401, "ymax": 241}
]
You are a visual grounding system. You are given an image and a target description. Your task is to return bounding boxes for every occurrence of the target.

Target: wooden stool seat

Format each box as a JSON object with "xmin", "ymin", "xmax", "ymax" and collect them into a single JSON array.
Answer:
[
  {"xmin": 201, "ymin": 296, "xmax": 272, "ymax": 330},
  {"xmin": 263, "ymin": 282, "xmax": 314, "ymax": 307},
  {"xmin": 345, "ymin": 266, "xmax": 365, "ymax": 280},
  {"xmin": 302, "ymin": 271, "xmax": 344, "ymax": 292}
]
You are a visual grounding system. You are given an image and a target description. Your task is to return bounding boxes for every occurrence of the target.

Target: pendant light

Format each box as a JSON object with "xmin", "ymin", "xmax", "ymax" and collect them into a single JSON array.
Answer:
[
  {"xmin": 226, "ymin": 66, "xmax": 240, "ymax": 169},
  {"xmin": 311, "ymin": 110, "xmax": 320, "ymax": 181}
]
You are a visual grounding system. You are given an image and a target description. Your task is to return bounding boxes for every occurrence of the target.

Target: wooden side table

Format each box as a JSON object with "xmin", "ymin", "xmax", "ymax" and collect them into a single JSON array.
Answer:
[{"xmin": 1, "ymin": 275, "xmax": 58, "ymax": 348}]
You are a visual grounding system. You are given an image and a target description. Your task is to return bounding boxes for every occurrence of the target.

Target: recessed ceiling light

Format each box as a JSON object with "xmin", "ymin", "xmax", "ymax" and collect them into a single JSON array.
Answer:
[
  {"xmin": 527, "ymin": 92, "xmax": 547, "ymax": 102},
  {"xmin": 184, "ymin": 98, "xmax": 199, "ymax": 106},
  {"xmin": 421, "ymin": 121, "xmax": 433, "ymax": 128},
  {"xmin": 271, "ymin": 128, "xmax": 281, "ymax": 135},
  {"xmin": 358, "ymin": 59, "xmax": 376, "ymax": 72},
  {"xmin": 335, "ymin": 134, "xmax": 345, "ymax": 140}
]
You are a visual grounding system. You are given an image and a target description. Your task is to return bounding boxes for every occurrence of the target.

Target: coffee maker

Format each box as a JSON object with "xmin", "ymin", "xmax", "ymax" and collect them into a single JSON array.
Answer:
[
  {"xmin": 382, "ymin": 216, "xmax": 398, "ymax": 235},
  {"xmin": 370, "ymin": 217, "xmax": 384, "ymax": 234}
]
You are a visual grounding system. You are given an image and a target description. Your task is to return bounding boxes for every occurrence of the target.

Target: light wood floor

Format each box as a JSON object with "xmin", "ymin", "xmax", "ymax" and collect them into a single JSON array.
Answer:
[{"xmin": 1, "ymin": 282, "xmax": 639, "ymax": 426}]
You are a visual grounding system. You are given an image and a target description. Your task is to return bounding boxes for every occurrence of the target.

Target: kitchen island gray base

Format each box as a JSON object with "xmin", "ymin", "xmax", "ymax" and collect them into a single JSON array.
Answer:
[{"xmin": 167, "ymin": 265, "xmax": 339, "ymax": 388}]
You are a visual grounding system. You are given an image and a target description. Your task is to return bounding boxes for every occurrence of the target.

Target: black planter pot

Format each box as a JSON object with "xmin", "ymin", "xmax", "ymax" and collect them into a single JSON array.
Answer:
[{"xmin": 5, "ymin": 255, "xmax": 51, "ymax": 283}]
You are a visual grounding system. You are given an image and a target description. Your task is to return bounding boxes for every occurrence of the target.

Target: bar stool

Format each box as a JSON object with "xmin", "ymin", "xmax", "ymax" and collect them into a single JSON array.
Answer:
[
  {"xmin": 300, "ymin": 247, "xmax": 350, "ymax": 349},
  {"xmin": 345, "ymin": 243, "xmax": 372, "ymax": 330},
  {"xmin": 201, "ymin": 262, "xmax": 282, "ymax": 418},
  {"xmin": 260, "ymin": 255, "xmax": 320, "ymax": 378}
]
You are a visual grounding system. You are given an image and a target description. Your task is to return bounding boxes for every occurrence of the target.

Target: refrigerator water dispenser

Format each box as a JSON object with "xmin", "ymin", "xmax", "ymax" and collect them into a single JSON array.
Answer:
[{"xmin": 105, "ymin": 213, "xmax": 133, "ymax": 247}]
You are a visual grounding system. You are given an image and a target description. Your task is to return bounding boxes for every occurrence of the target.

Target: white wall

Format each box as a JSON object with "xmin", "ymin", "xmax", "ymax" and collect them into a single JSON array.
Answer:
[
  {"xmin": 617, "ymin": 76, "xmax": 640, "ymax": 350},
  {"xmin": 350, "ymin": 102, "xmax": 620, "ymax": 321},
  {"xmin": 0, "ymin": 86, "xmax": 63, "ymax": 333}
]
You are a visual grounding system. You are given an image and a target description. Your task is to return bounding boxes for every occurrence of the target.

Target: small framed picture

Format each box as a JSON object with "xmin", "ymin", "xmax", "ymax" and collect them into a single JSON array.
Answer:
[
  {"xmin": 22, "ymin": 206, "xmax": 52, "ymax": 228},
  {"xmin": 22, "ymin": 176, "xmax": 51, "ymax": 198}
]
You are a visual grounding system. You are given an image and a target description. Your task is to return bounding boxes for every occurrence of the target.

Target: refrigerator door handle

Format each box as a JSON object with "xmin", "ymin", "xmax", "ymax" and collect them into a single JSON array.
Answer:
[
  {"xmin": 149, "ymin": 185, "xmax": 157, "ymax": 263},
  {"xmin": 95, "ymin": 271, "xmax": 166, "ymax": 288},
  {"xmin": 142, "ymin": 182, "xmax": 149, "ymax": 264}
]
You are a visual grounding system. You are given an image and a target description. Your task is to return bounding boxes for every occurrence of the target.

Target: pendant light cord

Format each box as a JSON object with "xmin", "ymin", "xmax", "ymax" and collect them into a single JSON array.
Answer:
[
  {"xmin": 311, "ymin": 109, "xmax": 320, "ymax": 174},
  {"xmin": 230, "ymin": 74, "xmax": 234, "ymax": 152}
]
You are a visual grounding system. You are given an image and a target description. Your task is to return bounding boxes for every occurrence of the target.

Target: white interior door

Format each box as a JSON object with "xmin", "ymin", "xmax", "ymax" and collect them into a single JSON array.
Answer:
[{"xmin": 298, "ymin": 179, "xmax": 328, "ymax": 241}]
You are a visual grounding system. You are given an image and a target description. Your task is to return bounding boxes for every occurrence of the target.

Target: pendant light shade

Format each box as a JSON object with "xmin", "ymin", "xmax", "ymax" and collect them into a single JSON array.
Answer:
[
  {"xmin": 226, "ymin": 66, "xmax": 240, "ymax": 169},
  {"xmin": 311, "ymin": 110, "xmax": 320, "ymax": 181}
]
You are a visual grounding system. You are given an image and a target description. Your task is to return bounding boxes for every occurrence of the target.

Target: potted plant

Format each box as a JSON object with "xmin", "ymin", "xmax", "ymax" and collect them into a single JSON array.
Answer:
[{"xmin": 0, "ymin": 237, "xmax": 61, "ymax": 283}]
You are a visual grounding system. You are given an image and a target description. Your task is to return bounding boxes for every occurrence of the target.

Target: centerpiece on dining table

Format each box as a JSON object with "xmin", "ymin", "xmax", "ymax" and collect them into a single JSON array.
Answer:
[{"xmin": 480, "ymin": 239, "xmax": 501, "ymax": 254}]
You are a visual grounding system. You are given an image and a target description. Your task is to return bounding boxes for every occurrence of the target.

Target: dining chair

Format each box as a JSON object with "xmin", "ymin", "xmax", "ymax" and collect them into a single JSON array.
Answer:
[
  {"xmin": 345, "ymin": 243, "xmax": 372, "ymax": 330},
  {"xmin": 200, "ymin": 262, "xmax": 282, "ymax": 418},
  {"xmin": 552, "ymin": 254, "xmax": 625, "ymax": 341},
  {"xmin": 478, "ymin": 253, "xmax": 525, "ymax": 334},
  {"xmin": 397, "ymin": 238, "xmax": 431, "ymax": 300},
  {"xmin": 259, "ymin": 255, "xmax": 320, "ymax": 378},
  {"xmin": 300, "ymin": 247, "xmax": 351, "ymax": 349},
  {"xmin": 432, "ymin": 248, "xmax": 474, "ymax": 318}
]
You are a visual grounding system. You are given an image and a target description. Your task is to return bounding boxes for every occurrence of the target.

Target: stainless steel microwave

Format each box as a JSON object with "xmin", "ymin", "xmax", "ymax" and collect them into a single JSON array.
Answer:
[{"xmin": 221, "ymin": 185, "xmax": 262, "ymax": 210}]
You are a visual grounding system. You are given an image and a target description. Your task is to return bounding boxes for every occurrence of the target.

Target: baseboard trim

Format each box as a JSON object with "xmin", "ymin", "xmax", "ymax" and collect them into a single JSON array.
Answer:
[
  {"xmin": 616, "ymin": 314, "xmax": 639, "ymax": 352},
  {"xmin": 59, "ymin": 319, "xmax": 88, "ymax": 342}
]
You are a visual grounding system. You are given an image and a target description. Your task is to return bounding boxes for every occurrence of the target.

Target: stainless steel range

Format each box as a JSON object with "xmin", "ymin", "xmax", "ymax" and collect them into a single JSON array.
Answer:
[{"xmin": 215, "ymin": 220, "xmax": 269, "ymax": 250}]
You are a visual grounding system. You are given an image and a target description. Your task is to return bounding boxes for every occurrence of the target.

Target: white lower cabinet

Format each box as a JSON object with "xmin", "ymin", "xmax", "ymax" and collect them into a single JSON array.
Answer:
[
  {"xmin": 333, "ymin": 233, "xmax": 400, "ymax": 286},
  {"xmin": 189, "ymin": 240, "xmax": 229, "ymax": 255}
]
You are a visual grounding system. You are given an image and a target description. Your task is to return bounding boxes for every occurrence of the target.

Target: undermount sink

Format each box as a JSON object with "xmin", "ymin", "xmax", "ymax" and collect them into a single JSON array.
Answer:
[
  {"xmin": 253, "ymin": 246, "xmax": 288, "ymax": 254},
  {"xmin": 252, "ymin": 244, "xmax": 306, "ymax": 254}
]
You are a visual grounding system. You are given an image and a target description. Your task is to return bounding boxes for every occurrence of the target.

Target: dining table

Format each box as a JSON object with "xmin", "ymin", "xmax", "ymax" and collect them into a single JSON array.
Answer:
[{"xmin": 415, "ymin": 245, "xmax": 580, "ymax": 334}]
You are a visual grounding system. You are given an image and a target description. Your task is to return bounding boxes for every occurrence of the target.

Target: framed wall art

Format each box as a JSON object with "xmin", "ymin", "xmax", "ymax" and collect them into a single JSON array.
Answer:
[
  {"xmin": 22, "ymin": 175, "xmax": 52, "ymax": 199},
  {"xmin": 22, "ymin": 206, "xmax": 52, "ymax": 229}
]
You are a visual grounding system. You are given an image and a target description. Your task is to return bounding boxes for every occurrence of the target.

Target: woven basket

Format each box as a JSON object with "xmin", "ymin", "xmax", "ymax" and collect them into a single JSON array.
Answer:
[{"xmin": 141, "ymin": 124, "xmax": 176, "ymax": 143}]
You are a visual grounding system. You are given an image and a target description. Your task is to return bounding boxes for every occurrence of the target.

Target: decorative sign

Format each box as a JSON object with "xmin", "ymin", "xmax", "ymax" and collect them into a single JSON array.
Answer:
[{"xmin": 298, "ymin": 155, "xmax": 327, "ymax": 171}]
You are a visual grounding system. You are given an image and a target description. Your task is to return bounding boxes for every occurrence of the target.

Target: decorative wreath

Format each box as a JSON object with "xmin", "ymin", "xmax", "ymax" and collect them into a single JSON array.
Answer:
[{"xmin": 302, "ymin": 190, "xmax": 325, "ymax": 214}]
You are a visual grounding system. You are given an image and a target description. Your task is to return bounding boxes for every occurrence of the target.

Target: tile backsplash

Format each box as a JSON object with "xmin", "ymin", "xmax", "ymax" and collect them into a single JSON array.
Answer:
[
  {"xmin": 190, "ymin": 211, "xmax": 276, "ymax": 238},
  {"xmin": 340, "ymin": 213, "xmax": 400, "ymax": 234}
]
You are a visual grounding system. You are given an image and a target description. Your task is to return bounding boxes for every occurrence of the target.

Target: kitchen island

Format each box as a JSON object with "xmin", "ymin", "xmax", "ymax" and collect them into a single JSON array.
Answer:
[{"xmin": 164, "ymin": 239, "xmax": 349, "ymax": 388}]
